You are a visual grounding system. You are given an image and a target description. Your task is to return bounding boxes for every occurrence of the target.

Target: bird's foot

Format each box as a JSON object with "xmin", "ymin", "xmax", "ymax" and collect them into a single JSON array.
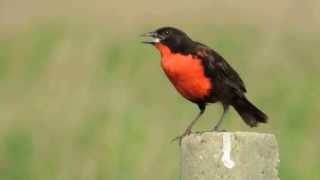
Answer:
[
  {"xmin": 212, "ymin": 126, "xmax": 227, "ymax": 132},
  {"xmin": 192, "ymin": 129, "xmax": 227, "ymax": 135},
  {"xmin": 171, "ymin": 129, "xmax": 192, "ymax": 146}
]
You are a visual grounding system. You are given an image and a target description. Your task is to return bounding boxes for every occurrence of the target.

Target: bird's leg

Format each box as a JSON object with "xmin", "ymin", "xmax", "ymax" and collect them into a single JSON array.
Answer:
[
  {"xmin": 212, "ymin": 105, "xmax": 229, "ymax": 131},
  {"xmin": 172, "ymin": 104, "xmax": 206, "ymax": 145},
  {"xmin": 171, "ymin": 111, "xmax": 204, "ymax": 144}
]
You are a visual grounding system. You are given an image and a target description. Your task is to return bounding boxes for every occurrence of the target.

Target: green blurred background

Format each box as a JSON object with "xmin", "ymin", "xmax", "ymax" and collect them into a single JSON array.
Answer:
[{"xmin": 0, "ymin": 0, "xmax": 319, "ymax": 179}]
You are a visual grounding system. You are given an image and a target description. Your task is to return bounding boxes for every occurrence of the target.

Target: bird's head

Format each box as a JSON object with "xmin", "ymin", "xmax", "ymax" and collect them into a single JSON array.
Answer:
[{"xmin": 142, "ymin": 27, "xmax": 194, "ymax": 55}]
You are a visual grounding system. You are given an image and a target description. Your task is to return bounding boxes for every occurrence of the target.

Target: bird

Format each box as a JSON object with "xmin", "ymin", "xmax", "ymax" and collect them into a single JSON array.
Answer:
[{"xmin": 142, "ymin": 27, "xmax": 267, "ymax": 143}]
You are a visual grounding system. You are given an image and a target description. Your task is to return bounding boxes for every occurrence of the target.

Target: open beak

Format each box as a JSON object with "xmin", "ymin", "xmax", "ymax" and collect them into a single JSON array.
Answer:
[{"xmin": 141, "ymin": 31, "xmax": 161, "ymax": 44}]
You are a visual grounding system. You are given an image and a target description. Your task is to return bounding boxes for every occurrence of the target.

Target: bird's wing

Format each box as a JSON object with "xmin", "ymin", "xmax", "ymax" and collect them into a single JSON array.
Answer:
[{"xmin": 193, "ymin": 43, "xmax": 247, "ymax": 95}]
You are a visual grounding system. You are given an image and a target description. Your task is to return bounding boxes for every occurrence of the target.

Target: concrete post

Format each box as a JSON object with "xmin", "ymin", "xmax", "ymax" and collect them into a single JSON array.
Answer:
[{"xmin": 181, "ymin": 132, "xmax": 279, "ymax": 180}]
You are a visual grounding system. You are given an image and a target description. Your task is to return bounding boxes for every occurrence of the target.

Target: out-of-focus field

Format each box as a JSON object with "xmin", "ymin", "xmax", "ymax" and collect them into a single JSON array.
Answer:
[{"xmin": 0, "ymin": 0, "xmax": 319, "ymax": 180}]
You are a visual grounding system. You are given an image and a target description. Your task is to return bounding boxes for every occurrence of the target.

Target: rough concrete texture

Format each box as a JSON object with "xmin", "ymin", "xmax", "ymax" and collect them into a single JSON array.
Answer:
[{"xmin": 181, "ymin": 132, "xmax": 279, "ymax": 180}]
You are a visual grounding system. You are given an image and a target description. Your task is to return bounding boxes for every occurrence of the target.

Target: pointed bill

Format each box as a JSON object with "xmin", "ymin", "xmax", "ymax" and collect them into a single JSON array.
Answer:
[{"xmin": 141, "ymin": 31, "xmax": 161, "ymax": 44}]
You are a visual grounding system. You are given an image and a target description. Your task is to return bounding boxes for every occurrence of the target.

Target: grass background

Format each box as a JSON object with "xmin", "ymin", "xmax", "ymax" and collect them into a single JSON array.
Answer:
[{"xmin": 0, "ymin": 0, "xmax": 319, "ymax": 179}]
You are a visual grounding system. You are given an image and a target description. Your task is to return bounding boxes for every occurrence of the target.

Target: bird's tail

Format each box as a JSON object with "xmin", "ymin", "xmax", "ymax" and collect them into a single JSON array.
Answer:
[{"xmin": 232, "ymin": 96, "xmax": 267, "ymax": 127}]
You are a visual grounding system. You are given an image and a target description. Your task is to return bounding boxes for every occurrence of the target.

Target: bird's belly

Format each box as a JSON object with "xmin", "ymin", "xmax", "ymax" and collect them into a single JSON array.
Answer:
[{"xmin": 161, "ymin": 54, "xmax": 212, "ymax": 101}]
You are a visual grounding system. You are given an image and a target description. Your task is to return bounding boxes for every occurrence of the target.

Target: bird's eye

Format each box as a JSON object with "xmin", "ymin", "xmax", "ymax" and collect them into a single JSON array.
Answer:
[{"xmin": 164, "ymin": 30, "xmax": 170, "ymax": 35}]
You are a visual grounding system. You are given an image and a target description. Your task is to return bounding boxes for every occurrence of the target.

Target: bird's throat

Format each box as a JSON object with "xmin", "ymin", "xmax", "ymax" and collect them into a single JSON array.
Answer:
[{"xmin": 155, "ymin": 43, "xmax": 172, "ymax": 57}]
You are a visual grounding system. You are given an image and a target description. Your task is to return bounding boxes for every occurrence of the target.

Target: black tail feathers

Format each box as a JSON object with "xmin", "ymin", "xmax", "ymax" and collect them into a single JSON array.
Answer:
[{"xmin": 232, "ymin": 97, "xmax": 267, "ymax": 127}]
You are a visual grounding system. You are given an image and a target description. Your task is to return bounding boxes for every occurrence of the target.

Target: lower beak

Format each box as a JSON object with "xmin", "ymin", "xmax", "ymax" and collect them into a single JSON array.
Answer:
[{"xmin": 141, "ymin": 32, "xmax": 161, "ymax": 44}]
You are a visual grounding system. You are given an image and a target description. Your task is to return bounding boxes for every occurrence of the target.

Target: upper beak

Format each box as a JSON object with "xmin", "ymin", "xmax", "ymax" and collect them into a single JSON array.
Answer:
[{"xmin": 141, "ymin": 31, "xmax": 161, "ymax": 44}]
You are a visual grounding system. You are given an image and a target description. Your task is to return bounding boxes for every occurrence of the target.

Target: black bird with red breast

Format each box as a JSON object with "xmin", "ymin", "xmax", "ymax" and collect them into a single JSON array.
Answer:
[{"xmin": 142, "ymin": 27, "xmax": 267, "ymax": 143}]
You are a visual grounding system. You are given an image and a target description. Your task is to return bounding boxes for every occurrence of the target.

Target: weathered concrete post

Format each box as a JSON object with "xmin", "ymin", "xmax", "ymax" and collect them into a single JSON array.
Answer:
[{"xmin": 181, "ymin": 132, "xmax": 279, "ymax": 180}]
